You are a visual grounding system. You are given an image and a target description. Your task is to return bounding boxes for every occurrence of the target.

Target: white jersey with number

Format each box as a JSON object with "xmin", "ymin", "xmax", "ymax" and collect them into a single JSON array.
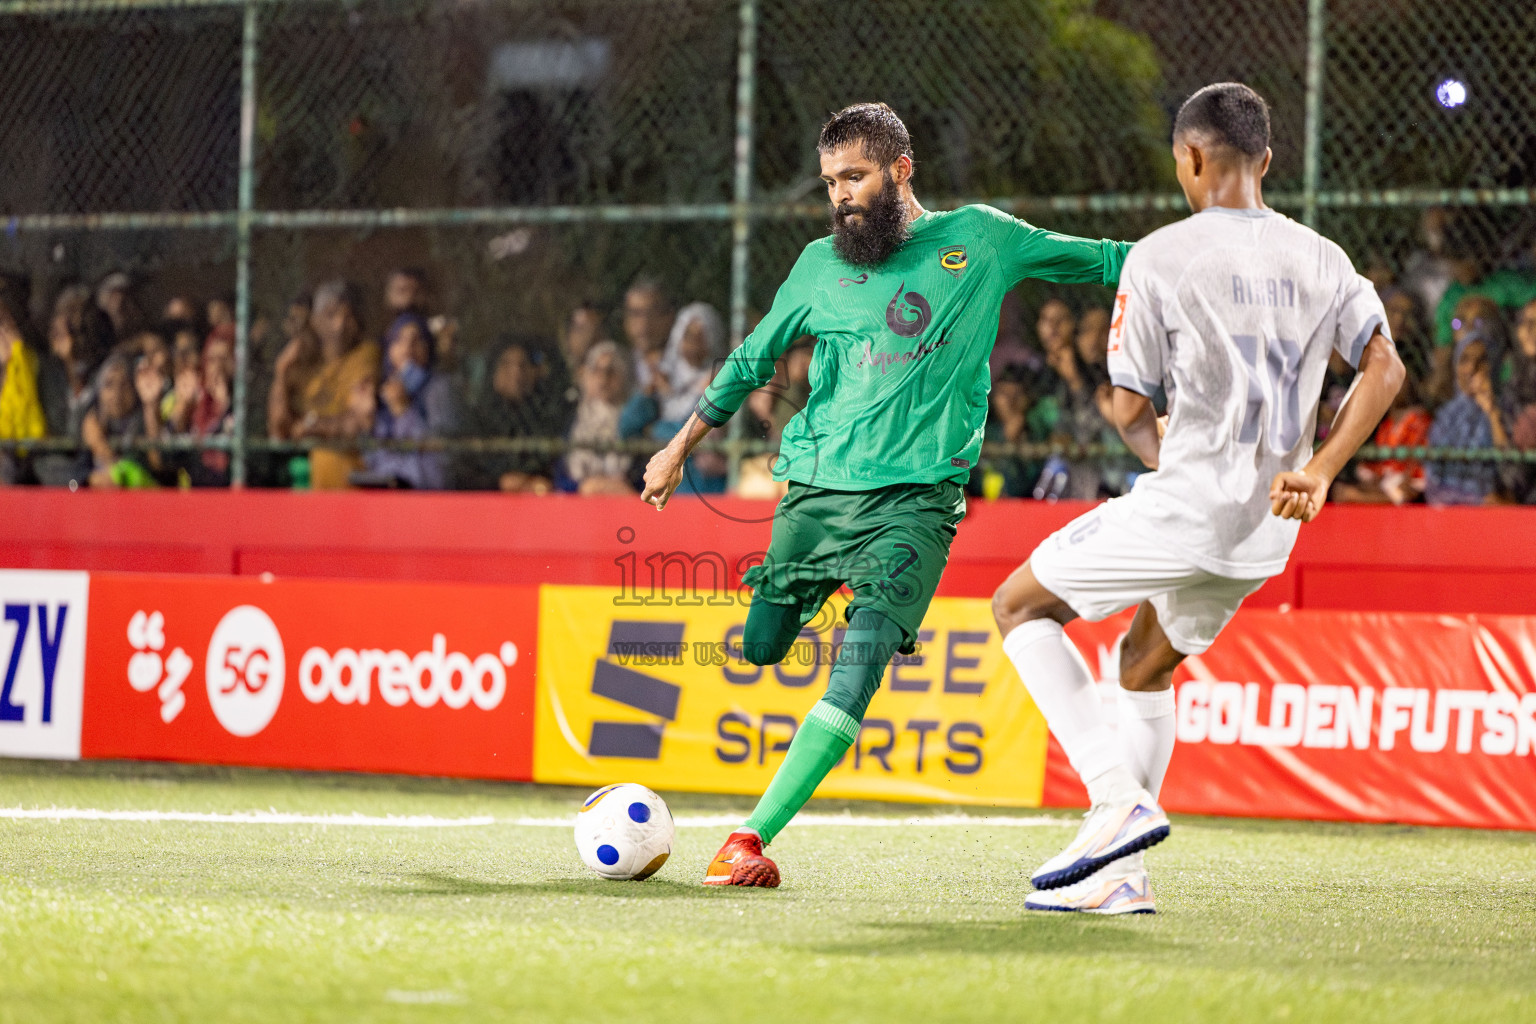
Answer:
[{"xmin": 1105, "ymin": 206, "xmax": 1388, "ymax": 579}]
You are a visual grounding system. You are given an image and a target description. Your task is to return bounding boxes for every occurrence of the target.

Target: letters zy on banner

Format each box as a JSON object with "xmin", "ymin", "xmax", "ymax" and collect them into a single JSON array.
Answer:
[
  {"xmin": 0, "ymin": 571, "xmax": 89, "ymax": 759},
  {"xmin": 82, "ymin": 574, "xmax": 539, "ymax": 780}
]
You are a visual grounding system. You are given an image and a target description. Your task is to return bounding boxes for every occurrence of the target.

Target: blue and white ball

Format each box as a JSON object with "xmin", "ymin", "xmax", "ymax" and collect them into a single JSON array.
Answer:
[{"xmin": 574, "ymin": 783, "xmax": 675, "ymax": 881}]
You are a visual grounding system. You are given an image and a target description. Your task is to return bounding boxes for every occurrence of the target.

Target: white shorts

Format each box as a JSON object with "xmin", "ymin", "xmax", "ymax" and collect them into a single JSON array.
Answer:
[{"xmin": 1026, "ymin": 504, "xmax": 1266, "ymax": 656}]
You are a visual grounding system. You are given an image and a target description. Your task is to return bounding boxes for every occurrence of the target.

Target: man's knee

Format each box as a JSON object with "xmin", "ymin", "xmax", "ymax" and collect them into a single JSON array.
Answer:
[
  {"xmin": 992, "ymin": 563, "xmax": 1074, "ymax": 635},
  {"xmin": 741, "ymin": 600, "xmax": 801, "ymax": 666},
  {"xmin": 739, "ymin": 632, "xmax": 797, "ymax": 666}
]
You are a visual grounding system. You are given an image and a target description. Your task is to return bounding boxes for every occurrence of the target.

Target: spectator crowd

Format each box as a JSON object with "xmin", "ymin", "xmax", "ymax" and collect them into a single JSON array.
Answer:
[{"xmin": 1, "ymin": 207, "xmax": 1535, "ymax": 506}]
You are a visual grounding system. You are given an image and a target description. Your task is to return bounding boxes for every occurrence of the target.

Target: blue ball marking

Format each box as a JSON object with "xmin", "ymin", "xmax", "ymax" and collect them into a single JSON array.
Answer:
[
  {"xmin": 627, "ymin": 801, "xmax": 652, "ymax": 823},
  {"xmin": 596, "ymin": 844, "xmax": 621, "ymax": 866}
]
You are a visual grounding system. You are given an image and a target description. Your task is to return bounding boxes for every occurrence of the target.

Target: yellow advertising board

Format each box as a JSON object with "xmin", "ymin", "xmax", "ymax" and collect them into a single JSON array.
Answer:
[{"xmin": 533, "ymin": 585, "xmax": 1049, "ymax": 806}]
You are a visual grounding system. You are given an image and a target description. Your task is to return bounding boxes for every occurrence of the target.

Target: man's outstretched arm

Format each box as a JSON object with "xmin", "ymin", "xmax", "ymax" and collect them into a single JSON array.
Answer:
[
  {"xmin": 985, "ymin": 206, "xmax": 1133, "ymax": 288},
  {"xmin": 640, "ymin": 249, "xmax": 817, "ymax": 510},
  {"xmin": 1270, "ymin": 329, "xmax": 1405, "ymax": 522}
]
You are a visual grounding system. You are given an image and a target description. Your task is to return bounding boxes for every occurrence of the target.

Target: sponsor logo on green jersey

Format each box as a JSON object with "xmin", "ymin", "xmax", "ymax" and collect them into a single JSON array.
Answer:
[
  {"xmin": 855, "ymin": 333, "xmax": 951, "ymax": 374},
  {"xmin": 885, "ymin": 281, "xmax": 932, "ymax": 338}
]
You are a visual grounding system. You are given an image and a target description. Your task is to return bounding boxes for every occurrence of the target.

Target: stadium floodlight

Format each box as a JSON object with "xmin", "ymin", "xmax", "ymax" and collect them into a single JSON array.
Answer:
[{"xmin": 1436, "ymin": 78, "xmax": 1468, "ymax": 109}]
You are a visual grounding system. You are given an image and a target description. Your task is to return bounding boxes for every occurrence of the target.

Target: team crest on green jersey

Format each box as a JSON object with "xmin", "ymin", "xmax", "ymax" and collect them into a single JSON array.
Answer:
[{"xmin": 939, "ymin": 245, "xmax": 967, "ymax": 277}]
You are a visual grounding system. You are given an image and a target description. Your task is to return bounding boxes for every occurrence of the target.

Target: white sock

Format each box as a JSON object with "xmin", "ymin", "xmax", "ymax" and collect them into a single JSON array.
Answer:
[
  {"xmin": 1117, "ymin": 686, "xmax": 1176, "ymax": 799},
  {"xmin": 1003, "ymin": 620, "xmax": 1139, "ymax": 806}
]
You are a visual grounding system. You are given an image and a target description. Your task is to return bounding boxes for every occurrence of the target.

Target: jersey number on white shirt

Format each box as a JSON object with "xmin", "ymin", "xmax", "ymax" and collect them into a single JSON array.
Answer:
[{"xmin": 1234, "ymin": 334, "xmax": 1303, "ymax": 450}]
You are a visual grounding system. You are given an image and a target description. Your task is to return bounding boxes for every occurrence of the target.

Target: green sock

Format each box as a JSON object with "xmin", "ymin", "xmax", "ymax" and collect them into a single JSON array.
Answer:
[{"xmin": 743, "ymin": 700, "xmax": 861, "ymax": 844}]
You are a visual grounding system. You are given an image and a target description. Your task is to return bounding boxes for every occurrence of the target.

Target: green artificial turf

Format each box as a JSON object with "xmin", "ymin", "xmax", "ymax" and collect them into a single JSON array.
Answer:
[{"xmin": 1, "ymin": 759, "xmax": 1533, "ymax": 1023}]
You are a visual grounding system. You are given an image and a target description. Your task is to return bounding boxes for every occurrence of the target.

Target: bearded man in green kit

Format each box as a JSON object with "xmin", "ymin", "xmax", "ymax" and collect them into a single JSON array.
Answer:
[{"xmin": 640, "ymin": 102, "xmax": 1131, "ymax": 887}]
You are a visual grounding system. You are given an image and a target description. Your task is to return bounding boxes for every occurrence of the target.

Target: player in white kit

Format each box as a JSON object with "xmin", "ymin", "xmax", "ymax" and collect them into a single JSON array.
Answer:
[{"xmin": 992, "ymin": 83, "xmax": 1406, "ymax": 914}]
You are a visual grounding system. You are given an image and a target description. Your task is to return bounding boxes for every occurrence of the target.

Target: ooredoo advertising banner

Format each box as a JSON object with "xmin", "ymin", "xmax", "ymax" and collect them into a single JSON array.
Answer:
[
  {"xmin": 81, "ymin": 574, "xmax": 539, "ymax": 780},
  {"xmin": 0, "ymin": 570, "xmax": 90, "ymax": 760},
  {"xmin": 533, "ymin": 585, "xmax": 1051, "ymax": 805},
  {"xmin": 1056, "ymin": 609, "xmax": 1536, "ymax": 830}
]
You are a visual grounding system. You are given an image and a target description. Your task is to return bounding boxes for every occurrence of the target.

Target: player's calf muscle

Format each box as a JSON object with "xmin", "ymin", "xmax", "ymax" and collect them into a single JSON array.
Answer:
[
  {"xmin": 1117, "ymin": 604, "xmax": 1183, "ymax": 692},
  {"xmin": 1118, "ymin": 649, "xmax": 1180, "ymax": 692}
]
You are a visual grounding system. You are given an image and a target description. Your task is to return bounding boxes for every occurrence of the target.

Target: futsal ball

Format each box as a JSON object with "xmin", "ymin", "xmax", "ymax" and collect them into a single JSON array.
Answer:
[{"xmin": 574, "ymin": 783, "xmax": 675, "ymax": 880}]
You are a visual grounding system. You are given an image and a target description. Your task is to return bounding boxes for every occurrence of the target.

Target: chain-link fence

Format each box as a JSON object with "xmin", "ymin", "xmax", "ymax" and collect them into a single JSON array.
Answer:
[{"xmin": 1, "ymin": 0, "xmax": 1534, "ymax": 496}]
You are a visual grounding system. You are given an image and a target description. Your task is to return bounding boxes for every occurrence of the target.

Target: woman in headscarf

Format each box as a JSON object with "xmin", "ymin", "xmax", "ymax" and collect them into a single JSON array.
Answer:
[
  {"xmin": 622, "ymin": 302, "xmax": 723, "ymax": 434},
  {"xmin": 656, "ymin": 301, "xmax": 724, "ymax": 427},
  {"xmin": 561, "ymin": 340, "xmax": 638, "ymax": 495},
  {"xmin": 621, "ymin": 301, "xmax": 728, "ymax": 493},
  {"xmin": 359, "ymin": 312, "xmax": 455, "ymax": 489},
  {"xmin": 1425, "ymin": 330, "xmax": 1509, "ymax": 505}
]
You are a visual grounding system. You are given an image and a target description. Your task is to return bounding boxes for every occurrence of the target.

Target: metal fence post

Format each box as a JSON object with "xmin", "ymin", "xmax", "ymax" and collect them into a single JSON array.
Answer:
[
  {"xmin": 1302, "ymin": 0, "xmax": 1325, "ymax": 228},
  {"xmin": 725, "ymin": 0, "xmax": 759, "ymax": 490},
  {"xmin": 231, "ymin": 0, "xmax": 258, "ymax": 487}
]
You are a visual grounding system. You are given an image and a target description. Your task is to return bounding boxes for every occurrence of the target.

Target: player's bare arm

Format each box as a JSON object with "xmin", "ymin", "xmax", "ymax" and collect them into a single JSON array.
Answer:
[
  {"xmin": 640, "ymin": 411, "xmax": 712, "ymax": 510},
  {"xmin": 1111, "ymin": 387, "xmax": 1161, "ymax": 470},
  {"xmin": 1270, "ymin": 328, "xmax": 1405, "ymax": 522}
]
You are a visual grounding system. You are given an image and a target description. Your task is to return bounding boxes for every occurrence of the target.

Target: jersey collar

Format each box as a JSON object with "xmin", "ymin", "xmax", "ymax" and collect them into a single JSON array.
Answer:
[{"xmin": 1199, "ymin": 206, "xmax": 1279, "ymax": 219}]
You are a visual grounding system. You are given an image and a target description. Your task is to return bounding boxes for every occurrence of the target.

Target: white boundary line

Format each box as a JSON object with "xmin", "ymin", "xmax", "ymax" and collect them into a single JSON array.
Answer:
[
  {"xmin": 0, "ymin": 807, "xmax": 1073, "ymax": 829},
  {"xmin": 517, "ymin": 814, "xmax": 1072, "ymax": 828},
  {"xmin": 0, "ymin": 808, "xmax": 494, "ymax": 827}
]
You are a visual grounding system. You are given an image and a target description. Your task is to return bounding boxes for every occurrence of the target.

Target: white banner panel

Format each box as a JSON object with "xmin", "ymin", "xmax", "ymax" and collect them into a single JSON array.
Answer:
[{"xmin": 0, "ymin": 570, "xmax": 89, "ymax": 759}]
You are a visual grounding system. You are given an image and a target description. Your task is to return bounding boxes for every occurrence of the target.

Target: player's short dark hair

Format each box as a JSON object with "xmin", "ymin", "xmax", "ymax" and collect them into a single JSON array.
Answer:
[
  {"xmin": 1173, "ymin": 83, "xmax": 1271, "ymax": 160},
  {"xmin": 818, "ymin": 102, "xmax": 914, "ymax": 169}
]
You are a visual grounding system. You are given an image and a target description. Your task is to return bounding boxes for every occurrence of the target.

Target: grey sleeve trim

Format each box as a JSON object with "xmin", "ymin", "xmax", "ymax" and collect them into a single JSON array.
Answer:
[
  {"xmin": 1346, "ymin": 313, "xmax": 1385, "ymax": 369},
  {"xmin": 1109, "ymin": 370, "xmax": 1158, "ymax": 398}
]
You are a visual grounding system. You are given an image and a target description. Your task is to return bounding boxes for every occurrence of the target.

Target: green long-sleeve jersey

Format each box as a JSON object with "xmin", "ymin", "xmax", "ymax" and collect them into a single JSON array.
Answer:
[{"xmin": 695, "ymin": 204, "xmax": 1131, "ymax": 491}]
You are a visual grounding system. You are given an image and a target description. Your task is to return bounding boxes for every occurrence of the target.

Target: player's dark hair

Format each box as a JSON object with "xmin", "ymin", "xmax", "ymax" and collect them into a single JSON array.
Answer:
[
  {"xmin": 1173, "ymin": 83, "xmax": 1271, "ymax": 160},
  {"xmin": 818, "ymin": 102, "xmax": 914, "ymax": 169}
]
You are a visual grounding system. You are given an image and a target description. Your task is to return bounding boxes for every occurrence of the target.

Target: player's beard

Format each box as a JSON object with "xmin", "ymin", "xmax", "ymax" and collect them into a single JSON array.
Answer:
[{"xmin": 830, "ymin": 172, "xmax": 911, "ymax": 268}]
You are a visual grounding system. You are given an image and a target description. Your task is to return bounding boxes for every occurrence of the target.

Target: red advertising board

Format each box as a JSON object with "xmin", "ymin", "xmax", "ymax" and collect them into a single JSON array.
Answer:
[
  {"xmin": 1047, "ymin": 609, "xmax": 1536, "ymax": 830},
  {"xmin": 82, "ymin": 574, "xmax": 539, "ymax": 780}
]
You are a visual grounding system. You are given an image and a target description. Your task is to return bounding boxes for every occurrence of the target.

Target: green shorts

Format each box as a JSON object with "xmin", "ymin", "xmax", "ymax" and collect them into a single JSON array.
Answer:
[{"xmin": 741, "ymin": 480, "xmax": 967, "ymax": 653}]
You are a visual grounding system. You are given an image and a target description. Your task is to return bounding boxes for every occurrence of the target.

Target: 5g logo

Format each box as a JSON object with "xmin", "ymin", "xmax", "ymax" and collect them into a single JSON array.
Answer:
[{"xmin": 205, "ymin": 606, "xmax": 286, "ymax": 737}]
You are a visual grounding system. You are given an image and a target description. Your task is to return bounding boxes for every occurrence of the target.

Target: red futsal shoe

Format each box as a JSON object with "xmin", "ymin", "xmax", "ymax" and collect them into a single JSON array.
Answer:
[{"xmin": 702, "ymin": 830, "xmax": 781, "ymax": 887}]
